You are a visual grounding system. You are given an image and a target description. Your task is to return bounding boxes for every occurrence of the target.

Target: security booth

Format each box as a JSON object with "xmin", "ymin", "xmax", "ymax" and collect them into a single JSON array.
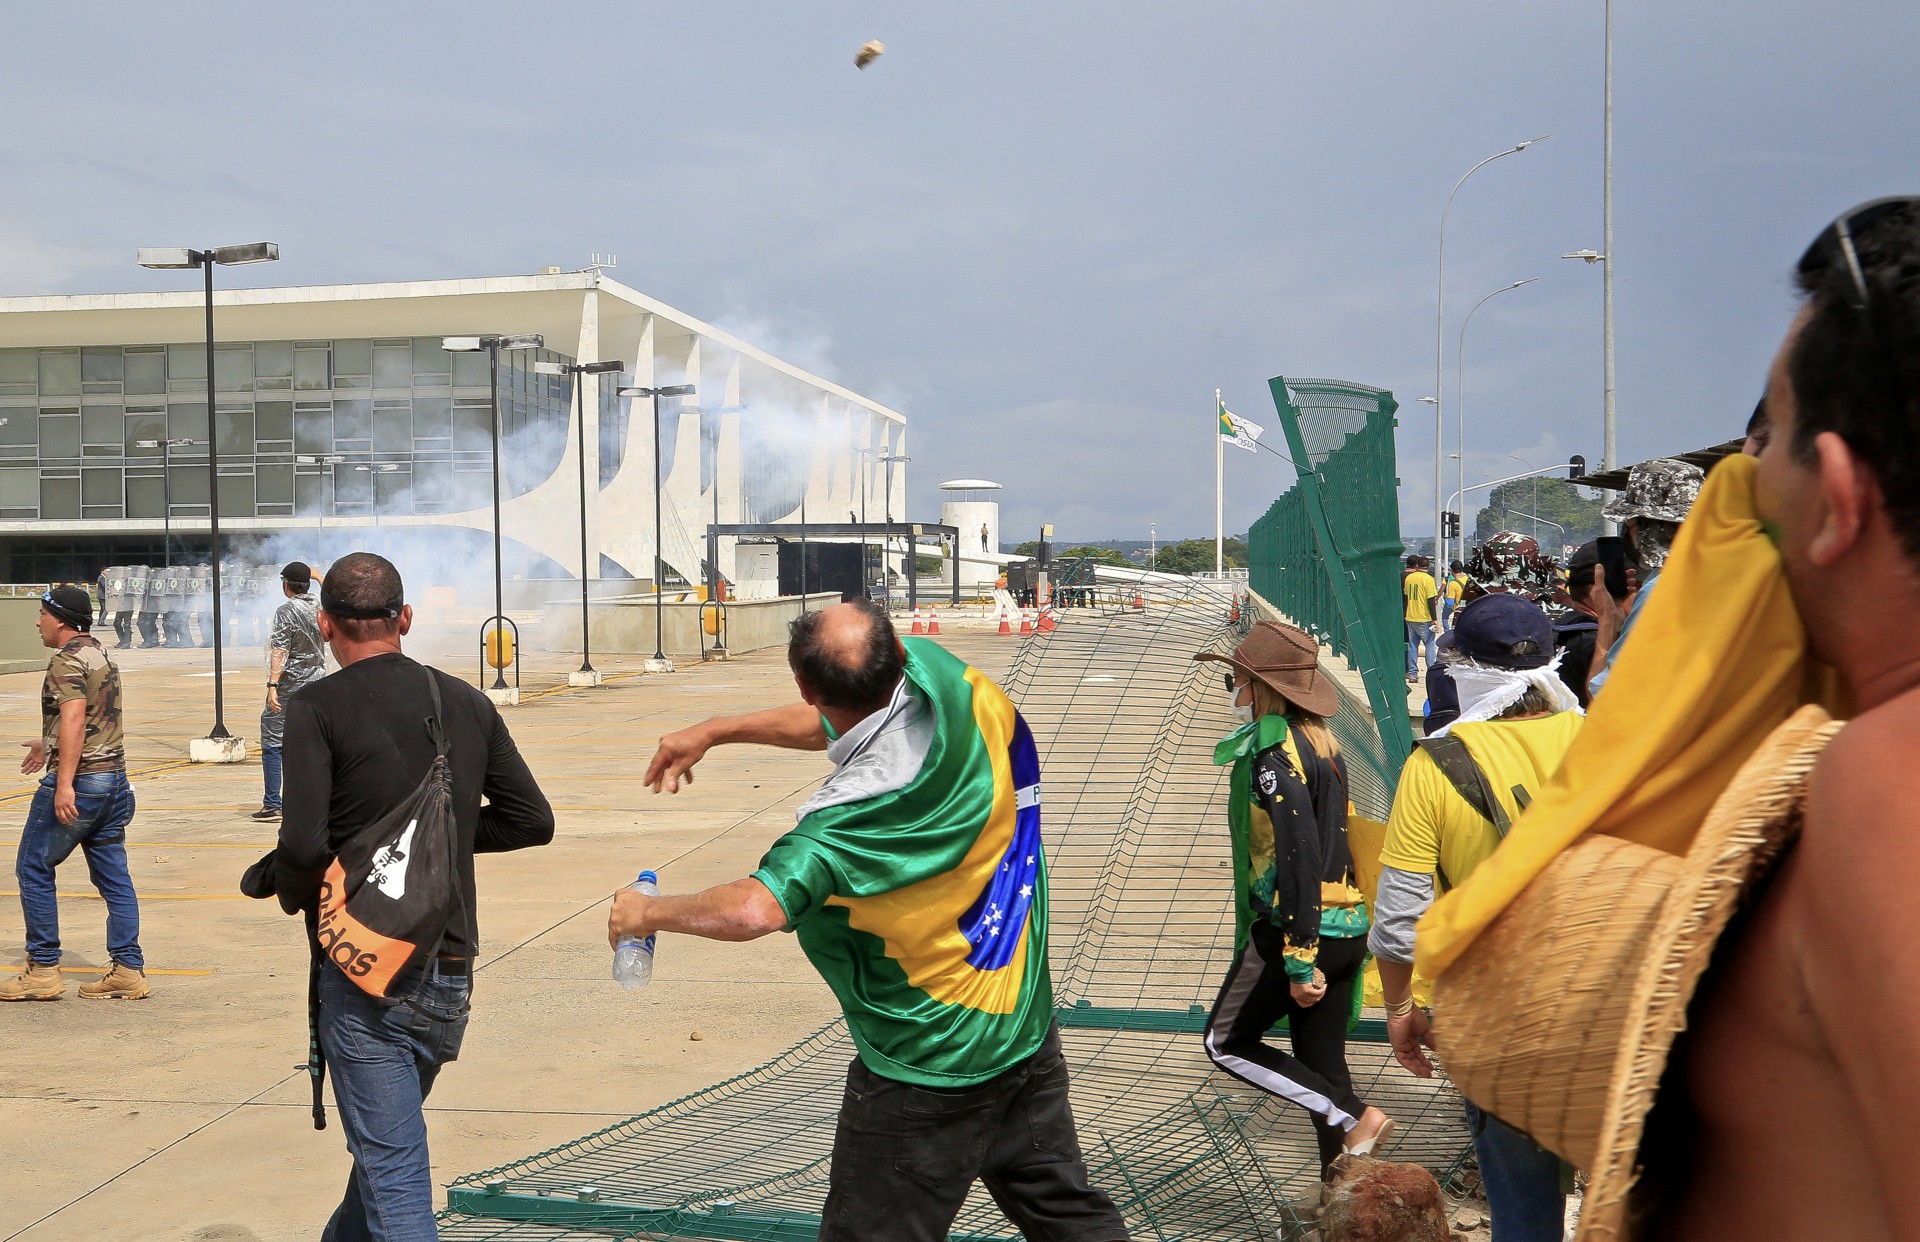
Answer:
[{"xmin": 708, "ymin": 521, "xmax": 962, "ymax": 612}]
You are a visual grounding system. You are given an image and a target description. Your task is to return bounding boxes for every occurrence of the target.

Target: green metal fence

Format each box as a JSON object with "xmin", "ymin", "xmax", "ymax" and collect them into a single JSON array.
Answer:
[{"xmin": 1246, "ymin": 376, "xmax": 1414, "ymax": 800}]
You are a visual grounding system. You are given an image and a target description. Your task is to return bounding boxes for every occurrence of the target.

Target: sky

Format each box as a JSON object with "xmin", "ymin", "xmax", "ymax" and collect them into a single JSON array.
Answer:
[{"xmin": 3, "ymin": 1, "xmax": 1916, "ymax": 544}]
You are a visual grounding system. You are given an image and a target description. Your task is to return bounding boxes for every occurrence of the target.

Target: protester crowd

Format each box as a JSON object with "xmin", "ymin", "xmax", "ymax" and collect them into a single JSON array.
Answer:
[{"xmin": 7, "ymin": 199, "xmax": 1917, "ymax": 1241}]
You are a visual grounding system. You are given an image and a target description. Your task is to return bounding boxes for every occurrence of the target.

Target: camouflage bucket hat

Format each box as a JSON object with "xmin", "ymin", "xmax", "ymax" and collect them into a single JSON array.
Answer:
[{"xmin": 1603, "ymin": 457, "xmax": 1705, "ymax": 525}]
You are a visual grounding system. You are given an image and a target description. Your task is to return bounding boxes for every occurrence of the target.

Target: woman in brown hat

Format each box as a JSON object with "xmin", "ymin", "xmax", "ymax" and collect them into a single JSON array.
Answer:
[{"xmin": 1196, "ymin": 621, "xmax": 1394, "ymax": 1173}]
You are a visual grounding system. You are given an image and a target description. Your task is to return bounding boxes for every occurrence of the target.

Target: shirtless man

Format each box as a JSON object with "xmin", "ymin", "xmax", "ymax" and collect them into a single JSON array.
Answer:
[{"xmin": 1663, "ymin": 197, "xmax": 1920, "ymax": 1238}]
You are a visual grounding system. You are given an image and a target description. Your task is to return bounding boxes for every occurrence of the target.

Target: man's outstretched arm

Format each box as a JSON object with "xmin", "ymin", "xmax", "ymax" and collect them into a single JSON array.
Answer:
[
  {"xmin": 644, "ymin": 702, "xmax": 828, "ymax": 793},
  {"xmin": 608, "ymin": 876, "xmax": 788, "ymax": 944}
]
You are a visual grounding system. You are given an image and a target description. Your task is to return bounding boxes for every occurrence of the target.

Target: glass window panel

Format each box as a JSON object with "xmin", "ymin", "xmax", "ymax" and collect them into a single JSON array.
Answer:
[
  {"xmin": 255, "ymin": 342, "xmax": 293, "ymax": 378},
  {"xmin": 373, "ymin": 407, "xmax": 411, "ymax": 453},
  {"xmin": 124, "ymin": 350, "xmax": 167, "ymax": 395},
  {"xmin": 332, "ymin": 398, "xmax": 371, "ymax": 440},
  {"xmin": 257, "ymin": 503, "xmax": 294, "ymax": 517},
  {"xmin": 257, "ymin": 464, "xmax": 294, "ymax": 504},
  {"xmin": 216, "ymin": 471, "xmax": 254, "ymax": 516},
  {"xmin": 452, "ymin": 465, "xmax": 490, "ymax": 512},
  {"xmin": 38, "ymin": 350, "xmax": 81, "ymax": 397},
  {"xmin": 82, "ymin": 467, "xmax": 121, "ymax": 506},
  {"xmin": 125, "ymin": 473, "xmax": 164, "ymax": 519},
  {"xmin": 293, "ymin": 347, "xmax": 330, "ymax": 391},
  {"xmin": 170, "ymin": 463, "xmax": 210, "ymax": 505},
  {"xmin": 375, "ymin": 469, "xmax": 411, "ymax": 512},
  {"xmin": 40, "ymin": 476, "xmax": 79, "ymax": 519},
  {"xmin": 451, "ymin": 350, "xmax": 490, "ymax": 387},
  {"xmin": 82, "ymin": 348, "xmax": 124, "ymax": 384},
  {"xmin": 0, "ymin": 412, "xmax": 35, "ymax": 445},
  {"xmin": 167, "ymin": 343, "xmax": 206, "ymax": 381},
  {"xmin": 412, "ymin": 459, "xmax": 452, "ymax": 509},
  {"xmin": 214, "ymin": 347, "xmax": 254, "ymax": 393},
  {"xmin": 0, "ymin": 468, "xmax": 37, "ymax": 508},
  {"xmin": 169, "ymin": 401, "xmax": 209, "ymax": 445},
  {"xmin": 125, "ymin": 413, "xmax": 166, "ymax": 455},
  {"xmin": 374, "ymin": 345, "xmax": 412, "ymax": 389},
  {"xmin": 413, "ymin": 337, "xmax": 453, "ymax": 379},
  {"xmin": 333, "ymin": 339, "xmax": 372, "ymax": 377},
  {"xmin": 295, "ymin": 473, "xmax": 328, "ymax": 516},
  {"xmin": 81, "ymin": 404, "xmax": 122, "ymax": 445},
  {"xmin": 216, "ymin": 407, "xmax": 253, "ymax": 455},
  {"xmin": 0, "ymin": 350, "xmax": 36, "ymax": 386},
  {"xmin": 412, "ymin": 397, "xmax": 452, "ymax": 438},
  {"xmin": 334, "ymin": 467, "xmax": 372, "ymax": 506},
  {"xmin": 294, "ymin": 408, "xmax": 332, "ymax": 455},
  {"xmin": 40, "ymin": 415, "xmax": 81, "ymax": 458},
  {"xmin": 256, "ymin": 400, "xmax": 293, "ymax": 441},
  {"xmin": 453, "ymin": 406, "xmax": 491, "ymax": 453}
]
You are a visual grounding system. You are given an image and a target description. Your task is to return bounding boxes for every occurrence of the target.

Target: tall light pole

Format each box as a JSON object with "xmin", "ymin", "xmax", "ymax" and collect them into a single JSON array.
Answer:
[
  {"xmin": 1453, "ymin": 278, "xmax": 1539, "ymax": 568},
  {"xmin": 443, "ymin": 333, "xmax": 544, "ymax": 693},
  {"xmin": 536, "ymin": 358, "xmax": 624, "ymax": 686},
  {"xmin": 137, "ymin": 242, "xmax": 279, "ymax": 755},
  {"xmin": 619, "ymin": 383, "xmax": 696, "ymax": 672},
  {"xmin": 1505, "ymin": 453, "xmax": 1541, "ymax": 541},
  {"xmin": 878, "ymin": 451, "xmax": 909, "ymax": 592},
  {"xmin": 1604, "ymin": 0, "xmax": 1617, "ymax": 495},
  {"xmin": 1431, "ymin": 138, "xmax": 1549, "ymax": 562},
  {"xmin": 295, "ymin": 453, "xmax": 345, "ymax": 534}
]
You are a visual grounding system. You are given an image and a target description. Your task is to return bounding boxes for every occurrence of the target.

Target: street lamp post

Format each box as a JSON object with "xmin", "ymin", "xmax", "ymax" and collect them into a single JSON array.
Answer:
[
  {"xmin": 618, "ymin": 383, "xmax": 696, "ymax": 672},
  {"xmin": 536, "ymin": 358, "xmax": 624, "ymax": 687},
  {"xmin": 1431, "ymin": 138, "xmax": 1549, "ymax": 565},
  {"xmin": 878, "ymin": 451, "xmax": 909, "ymax": 594},
  {"xmin": 137, "ymin": 242, "xmax": 279, "ymax": 758},
  {"xmin": 443, "ymin": 333, "xmax": 544, "ymax": 699},
  {"xmin": 295, "ymin": 453, "xmax": 346, "ymax": 533},
  {"xmin": 1452, "ymin": 278, "xmax": 1539, "ymax": 568},
  {"xmin": 133, "ymin": 437, "xmax": 200, "ymax": 570}
]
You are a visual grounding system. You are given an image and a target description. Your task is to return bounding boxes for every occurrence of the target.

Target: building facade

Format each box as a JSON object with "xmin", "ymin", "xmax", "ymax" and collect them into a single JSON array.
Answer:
[{"xmin": 0, "ymin": 271, "xmax": 906, "ymax": 593}]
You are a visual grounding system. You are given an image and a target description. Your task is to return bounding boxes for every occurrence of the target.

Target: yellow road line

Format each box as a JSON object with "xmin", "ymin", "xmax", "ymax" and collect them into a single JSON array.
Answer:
[{"xmin": 1, "ymin": 964, "xmax": 216, "ymax": 977}]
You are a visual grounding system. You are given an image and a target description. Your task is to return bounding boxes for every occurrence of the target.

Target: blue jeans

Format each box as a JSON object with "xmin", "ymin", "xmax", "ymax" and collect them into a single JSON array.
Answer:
[
  {"xmin": 15, "ymin": 769, "xmax": 141, "ymax": 968},
  {"xmin": 1464, "ymin": 1101, "xmax": 1565, "ymax": 1242},
  {"xmin": 1406, "ymin": 620, "xmax": 1438, "ymax": 677},
  {"xmin": 261, "ymin": 745, "xmax": 283, "ymax": 811},
  {"xmin": 318, "ymin": 960, "xmax": 471, "ymax": 1242}
]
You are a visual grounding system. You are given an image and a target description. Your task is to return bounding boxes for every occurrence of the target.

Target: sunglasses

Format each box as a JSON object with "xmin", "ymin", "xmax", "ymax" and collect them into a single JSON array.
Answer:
[{"xmin": 1797, "ymin": 196, "xmax": 1919, "ymax": 312}]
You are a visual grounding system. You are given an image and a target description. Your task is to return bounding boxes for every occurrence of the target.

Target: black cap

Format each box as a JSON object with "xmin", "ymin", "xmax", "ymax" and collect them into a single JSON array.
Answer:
[
  {"xmin": 1566, "ymin": 541, "xmax": 1600, "ymax": 576},
  {"xmin": 281, "ymin": 561, "xmax": 312, "ymax": 586},
  {"xmin": 42, "ymin": 586, "xmax": 93, "ymax": 631},
  {"xmin": 1438, "ymin": 592, "xmax": 1554, "ymax": 669}
]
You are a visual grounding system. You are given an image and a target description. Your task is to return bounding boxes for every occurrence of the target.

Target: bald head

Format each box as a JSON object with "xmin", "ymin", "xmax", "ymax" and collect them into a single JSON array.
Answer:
[{"xmin": 788, "ymin": 600, "xmax": 904, "ymax": 716}]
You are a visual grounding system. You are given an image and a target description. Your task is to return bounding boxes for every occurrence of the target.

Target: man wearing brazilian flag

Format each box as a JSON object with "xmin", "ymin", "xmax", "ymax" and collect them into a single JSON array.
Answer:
[{"xmin": 615, "ymin": 600, "xmax": 1129, "ymax": 1242}]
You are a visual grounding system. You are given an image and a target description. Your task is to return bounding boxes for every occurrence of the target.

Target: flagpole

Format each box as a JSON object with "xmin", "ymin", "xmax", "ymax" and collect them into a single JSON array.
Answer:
[{"xmin": 1214, "ymin": 389, "xmax": 1224, "ymax": 576}]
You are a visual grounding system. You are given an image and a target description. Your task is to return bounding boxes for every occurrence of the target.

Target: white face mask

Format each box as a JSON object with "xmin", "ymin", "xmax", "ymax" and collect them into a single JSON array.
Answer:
[{"xmin": 1228, "ymin": 686, "xmax": 1255, "ymax": 724}]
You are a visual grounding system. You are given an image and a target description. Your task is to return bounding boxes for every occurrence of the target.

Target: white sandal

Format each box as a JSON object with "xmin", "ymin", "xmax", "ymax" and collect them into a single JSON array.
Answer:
[{"xmin": 1343, "ymin": 1115, "xmax": 1397, "ymax": 1158}]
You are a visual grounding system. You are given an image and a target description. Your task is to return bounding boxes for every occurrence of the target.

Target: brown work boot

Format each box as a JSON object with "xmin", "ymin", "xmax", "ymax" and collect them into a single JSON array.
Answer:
[
  {"xmin": 0, "ymin": 962, "xmax": 65, "ymax": 1001},
  {"xmin": 78, "ymin": 962, "xmax": 151, "ymax": 1000}
]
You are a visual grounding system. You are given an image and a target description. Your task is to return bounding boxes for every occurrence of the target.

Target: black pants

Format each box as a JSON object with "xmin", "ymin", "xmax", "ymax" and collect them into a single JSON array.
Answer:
[
  {"xmin": 1204, "ymin": 927, "xmax": 1369, "ymax": 1174},
  {"xmin": 820, "ymin": 1023, "xmax": 1129, "ymax": 1242}
]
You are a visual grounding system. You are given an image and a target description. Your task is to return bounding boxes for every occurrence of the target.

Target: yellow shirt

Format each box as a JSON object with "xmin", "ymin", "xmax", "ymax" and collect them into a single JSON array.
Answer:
[
  {"xmin": 1445, "ymin": 574, "xmax": 1466, "ymax": 602},
  {"xmin": 1379, "ymin": 712, "xmax": 1585, "ymax": 889},
  {"xmin": 1403, "ymin": 571, "xmax": 1438, "ymax": 623}
]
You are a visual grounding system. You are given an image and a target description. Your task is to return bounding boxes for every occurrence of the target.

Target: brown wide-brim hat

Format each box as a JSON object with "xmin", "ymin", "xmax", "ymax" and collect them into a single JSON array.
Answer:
[
  {"xmin": 1433, "ymin": 704, "xmax": 1841, "ymax": 1241},
  {"xmin": 1192, "ymin": 619, "xmax": 1340, "ymax": 717}
]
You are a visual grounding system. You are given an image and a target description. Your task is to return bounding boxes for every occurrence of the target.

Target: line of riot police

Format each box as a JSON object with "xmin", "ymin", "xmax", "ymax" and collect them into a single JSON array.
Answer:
[{"xmin": 95, "ymin": 562, "xmax": 291, "ymax": 650}]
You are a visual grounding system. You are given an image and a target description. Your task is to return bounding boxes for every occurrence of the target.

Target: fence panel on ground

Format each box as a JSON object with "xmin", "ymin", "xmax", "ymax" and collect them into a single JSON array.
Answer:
[{"xmin": 439, "ymin": 579, "xmax": 1465, "ymax": 1242}]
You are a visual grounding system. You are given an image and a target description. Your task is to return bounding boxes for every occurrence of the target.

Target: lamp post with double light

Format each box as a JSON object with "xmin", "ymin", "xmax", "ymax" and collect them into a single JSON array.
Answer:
[
  {"xmin": 535, "ymin": 358, "xmax": 625, "ymax": 687},
  {"xmin": 1451, "ymin": 277, "xmax": 1539, "ymax": 568},
  {"xmin": 137, "ymin": 242, "xmax": 279, "ymax": 758},
  {"xmin": 618, "ymin": 383, "xmax": 696, "ymax": 672},
  {"xmin": 442, "ymin": 333, "xmax": 543, "ymax": 699},
  {"xmin": 133, "ymin": 437, "xmax": 201, "ymax": 570}
]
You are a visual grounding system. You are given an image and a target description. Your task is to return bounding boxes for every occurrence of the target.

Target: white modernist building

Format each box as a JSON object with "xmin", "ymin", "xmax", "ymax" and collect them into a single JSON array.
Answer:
[{"xmin": 0, "ymin": 270, "xmax": 905, "ymax": 595}]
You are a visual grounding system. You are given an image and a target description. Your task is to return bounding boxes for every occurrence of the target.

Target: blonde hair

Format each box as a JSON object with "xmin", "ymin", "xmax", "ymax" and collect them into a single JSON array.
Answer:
[{"xmin": 1244, "ymin": 679, "xmax": 1341, "ymax": 758}]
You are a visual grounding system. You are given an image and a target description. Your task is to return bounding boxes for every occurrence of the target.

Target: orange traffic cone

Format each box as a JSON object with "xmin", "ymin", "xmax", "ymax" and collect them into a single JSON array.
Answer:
[
  {"xmin": 997, "ymin": 606, "xmax": 1013, "ymax": 636},
  {"xmin": 1228, "ymin": 593, "xmax": 1241, "ymax": 623},
  {"xmin": 1019, "ymin": 606, "xmax": 1034, "ymax": 636},
  {"xmin": 1132, "ymin": 588, "xmax": 1146, "ymax": 611},
  {"xmin": 1037, "ymin": 605, "xmax": 1057, "ymax": 634},
  {"xmin": 928, "ymin": 608, "xmax": 941, "ymax": 635},
  {"xmin": 910, "ymin": 607, "xmax": 925, "ymax": 635}
]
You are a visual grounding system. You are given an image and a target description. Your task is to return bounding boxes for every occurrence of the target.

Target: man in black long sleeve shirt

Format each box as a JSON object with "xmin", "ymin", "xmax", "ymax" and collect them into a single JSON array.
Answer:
[{"xmin": 274, "ymin": 552, "xmax": 553, "ymax": 1242}]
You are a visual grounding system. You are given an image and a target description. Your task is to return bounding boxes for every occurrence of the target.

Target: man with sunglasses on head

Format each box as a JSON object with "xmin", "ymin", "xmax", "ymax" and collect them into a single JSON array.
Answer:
[
  {"xmin": 1, "ymin": 586, "xmax": 147, "ymax": 1001},
  {"xmin": 1654, "ymin": 198, "xmax": 1920, "ymax": 1238}
]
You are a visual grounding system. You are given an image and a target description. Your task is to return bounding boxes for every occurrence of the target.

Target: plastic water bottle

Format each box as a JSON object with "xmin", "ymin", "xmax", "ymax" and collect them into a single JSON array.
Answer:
[{"xmin": 612, "ymin": 870, "xmax": 660, "ymax": 990}]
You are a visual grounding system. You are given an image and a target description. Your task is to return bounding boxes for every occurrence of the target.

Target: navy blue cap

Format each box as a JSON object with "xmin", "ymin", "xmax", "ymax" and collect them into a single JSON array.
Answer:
[{"xmin": 1438, "ymin": 591, "xmax": 1554, "ymax": 669}]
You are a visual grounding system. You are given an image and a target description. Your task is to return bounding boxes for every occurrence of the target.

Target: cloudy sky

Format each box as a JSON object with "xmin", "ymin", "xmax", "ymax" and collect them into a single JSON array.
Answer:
[{"xmin": 4, "ymin": 2, "xmax": 1915, "ymax": 543}]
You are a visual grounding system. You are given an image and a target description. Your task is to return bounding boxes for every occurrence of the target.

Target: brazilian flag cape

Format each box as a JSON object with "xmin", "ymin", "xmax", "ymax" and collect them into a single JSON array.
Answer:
[{"xmin": 753, "ymin": 638, "xmax": 1053, "ymax": 1087}]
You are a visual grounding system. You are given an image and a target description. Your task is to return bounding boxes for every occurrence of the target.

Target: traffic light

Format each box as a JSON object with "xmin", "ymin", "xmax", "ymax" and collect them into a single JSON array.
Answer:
[
  {"xmin": 1569, "ymin": 455, "xmax": 1587, "ymax": 480},
  {"xmin": 1442, "ymin": 511, "xmax": 1461, "ymax": 539}
]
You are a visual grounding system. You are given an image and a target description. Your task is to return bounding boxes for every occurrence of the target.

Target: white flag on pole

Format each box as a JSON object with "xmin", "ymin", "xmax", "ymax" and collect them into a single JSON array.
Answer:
[{"xmin": 1218, "ymin": 397, "xmax": 1262, "ymax": 453}]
